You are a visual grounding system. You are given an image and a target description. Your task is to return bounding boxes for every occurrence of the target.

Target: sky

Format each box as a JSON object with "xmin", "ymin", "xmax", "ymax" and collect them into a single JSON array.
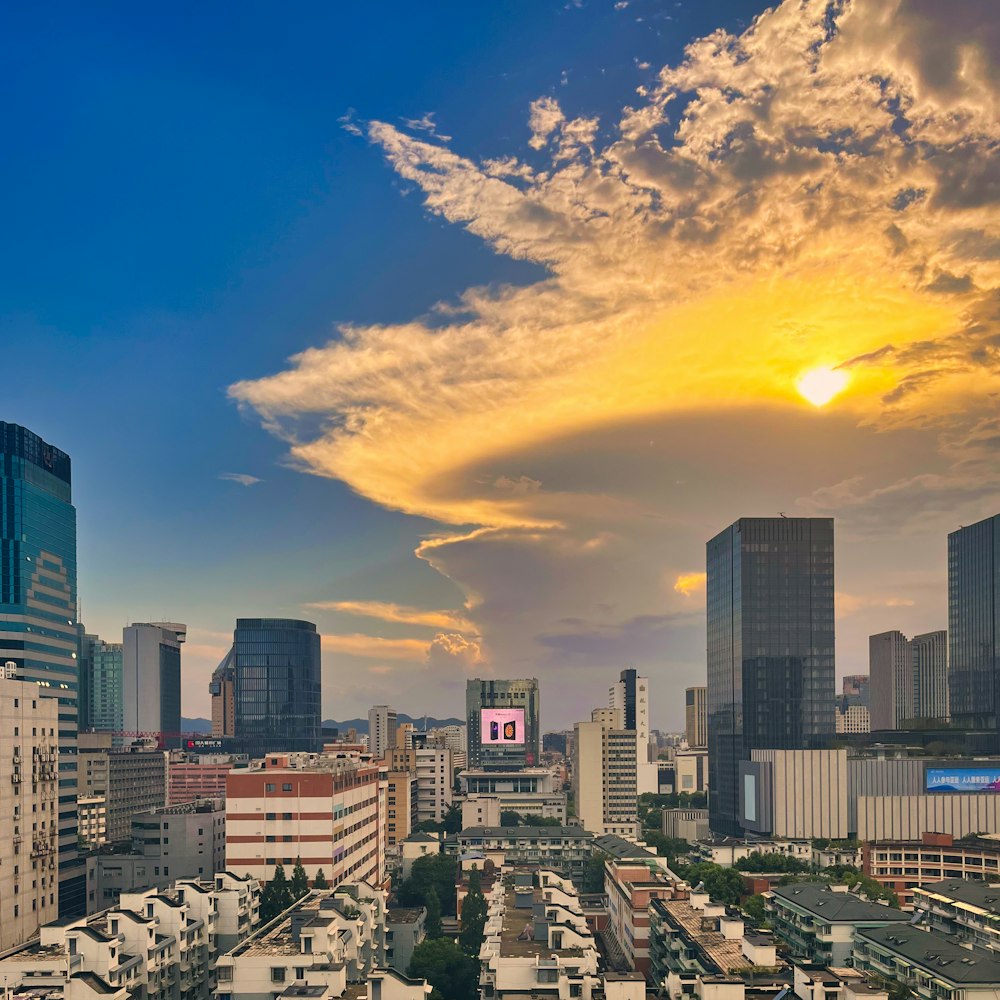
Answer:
[{"xmin": 3, "ymin": 1, "xmax": 998, "ymax": 731}]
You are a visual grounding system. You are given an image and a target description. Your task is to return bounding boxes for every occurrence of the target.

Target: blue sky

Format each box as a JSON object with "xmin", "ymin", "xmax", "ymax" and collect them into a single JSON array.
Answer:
[{"xmin": 4, "ymin": 1, "xmax": 996, "ymax": 727}]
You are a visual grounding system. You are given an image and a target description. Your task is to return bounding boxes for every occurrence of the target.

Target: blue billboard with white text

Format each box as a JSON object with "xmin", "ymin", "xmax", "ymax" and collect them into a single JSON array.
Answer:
[{"xmin": 927, "ymin": 768, "xmax": 1000, "ymax": 793}]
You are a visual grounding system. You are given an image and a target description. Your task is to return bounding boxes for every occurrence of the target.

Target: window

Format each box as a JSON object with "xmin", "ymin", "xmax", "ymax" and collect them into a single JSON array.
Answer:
[
  {"xmin": 282, "ymin": 783, "xmax": 293, "ymax": 792},
  {"xmin": 265, "ymin": 783, "xmax": 276, "ymax": 793},
  {"xmin": 271, "ymin": 968, "xmax": 286, "ymax": 983}
]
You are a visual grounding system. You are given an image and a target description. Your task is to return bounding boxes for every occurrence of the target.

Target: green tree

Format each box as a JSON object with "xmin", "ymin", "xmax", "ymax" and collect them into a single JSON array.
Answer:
[
  {"xmin": 583, "ymin": 851, "xmax": 609, "ymax": 893},
  {"xmin": 442, "ymin": 803, "xmax": 463, "ymax": 835},
  {"xmin": 500, "ymin": 810, "xmax": 523, "ymax": 826},
  {"xmin": 260, "ymin": 864, "xmax": 295, "ymax": 923},
  {"xmin": 643, "ymin": 832, "xmax": 691, "ymax": 862},
  {"xmin": 460, "ymin": 876, "xmax": 488, "ymax": 955},
  {"xmin": 408, "ymin": 938, "xmax": 480, "ymax": 1000},
  {"xmin": 313, "ymin": 868, "xmax": 328, "ymax": 889},
  {"xmin": 677, "ymin": 862, "xmax": 747, "ymax": 905},
  {"xmin": 742, "ymin": 893, "xmax": 768, "ymax": 928},
  {"xmin": 397, "ymin": 854, "xmax": 459, "ymax": 916},
  {"xmin": 519, "ymin": 814, "xmax": 562, "ymax": 827},
  {"xmin": 424, "ymin": 886, "xmax": 443, "ymax": 938},
  {"xmin": 291, "ymin": 858, "xmax": 310, "ymax": 898}
]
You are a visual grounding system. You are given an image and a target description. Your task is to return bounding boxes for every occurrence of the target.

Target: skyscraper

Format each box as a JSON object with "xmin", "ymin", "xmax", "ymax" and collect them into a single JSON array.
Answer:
[
  {"xmin": 0, "ymin": 422, "xmax": 86, "ymax": 914},
  {"xmin": 210, "ymin": 645, "xmax": 236, "ymax": 737},
  {"xmin": 573, "ymin": 707, "xmax": 639, "ymax": 837},
  {"xmin": 912, "ymin": 630, "xmax": 949, "ymax": 722},
  {"xmin": 80, "ymin": 633, "xmax": 125, "ymax": 736},
  {"xmin": 706, "ymin": 517, "xmax": 835, "ymax": 837},
  {"xmin": 869, "ymin": 630, "xmax": 914, "ymax": 731},
  {"xmin": 227, "ymin": 618, "xmax": 322, "ymax": 755},
  {"xmin": 466, "ymin": 678, "xmax": 540, "ymax": 770},
  {"xmin": 685, "ymin": 686, "xmax": 707, "ymax": 748},
  {"xmin": 609, "ymin": 668, "xmax": 650, "ymax": 750},
  {"xmin": 948, "ymin": 514, "xmax": 1000, "ymax": 728},
  {"xmin": 123, "ymin": 622, "xmax": 185, "ymax": 748}
]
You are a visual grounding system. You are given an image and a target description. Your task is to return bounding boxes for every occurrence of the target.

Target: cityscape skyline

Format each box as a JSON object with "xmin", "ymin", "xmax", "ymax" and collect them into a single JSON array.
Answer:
[{"xmin": 4, "ymin": 0, "xmax": 997, "ymax": 731}]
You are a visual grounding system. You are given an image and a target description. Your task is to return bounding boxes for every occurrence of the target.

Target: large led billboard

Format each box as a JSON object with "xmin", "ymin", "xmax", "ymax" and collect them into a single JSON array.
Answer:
[
  {"xmin": 481, "ymin": 708, "xmax": 525, "ymax": 745},
  {"xmin": 927, "ymin": 768, "xmax": 1000, "ymax": 793}
]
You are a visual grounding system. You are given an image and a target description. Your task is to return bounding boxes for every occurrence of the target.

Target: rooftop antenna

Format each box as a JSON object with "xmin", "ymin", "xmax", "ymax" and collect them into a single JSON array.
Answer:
[{"xmin": 779, "ymin": 512, "xmax": 788, "ymax": 518}]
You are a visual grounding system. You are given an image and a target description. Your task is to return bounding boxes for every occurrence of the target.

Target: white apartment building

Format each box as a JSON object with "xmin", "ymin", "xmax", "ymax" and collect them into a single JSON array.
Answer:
[
  {"xmin": 0, "ymin": 675, "xmax": 61, "ymax": 951},
  {"xmin": 414, "ymin": 747, "xmax": 452, "ymax": 825},
  {"xmin": 0, "ymin": 875, "xmax": 259, "ymax": 1000},
  {"xmin": 458, "ymin": 768, "xmax": 567, "ymax": 821},
  {"xmin": 368, "ymin": 705, "xmax": 397, "ymax": 759},
  {"xmin": 478, "ymin": 868, "xmax": 644, "ymax": 1000},
  {"xmin": 573, "ymin": 708, "xmax": 640, "ymax": 837},
  {"xmin": 215, "ymin": 881, "xmax": 429, "ymax": 1000},
  {"xmin": 225, "ymin": 751, "xmax": 383, "ymax": 886}
]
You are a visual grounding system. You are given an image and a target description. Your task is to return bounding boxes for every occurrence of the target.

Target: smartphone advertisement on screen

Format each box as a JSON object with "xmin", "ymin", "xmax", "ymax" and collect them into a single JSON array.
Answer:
[{"xmin": 481, "ymin": 708, "xmax": 525, "ymax": 744}]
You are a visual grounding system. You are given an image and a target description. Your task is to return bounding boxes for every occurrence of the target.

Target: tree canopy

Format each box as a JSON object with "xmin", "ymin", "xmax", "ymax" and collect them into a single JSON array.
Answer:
[
  {"xmin": 397, "ymin": 854, "xmax": 459, "ymax": 916},
  {"xmin": 408, "ymin": 937, "xmax": 480, "ymax": 1000}
]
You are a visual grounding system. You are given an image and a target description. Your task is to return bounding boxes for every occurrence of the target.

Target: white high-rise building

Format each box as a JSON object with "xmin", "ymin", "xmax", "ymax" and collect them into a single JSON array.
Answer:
[
  {"xmin": 368, "ymin": 704, "xmax": 398, "ymax": 759},
  {"xmin": 415, "ymin": 746, "xmax": 453, "ymax": 825},
  {"xmin": 573, "ymin": 707, "xmax": 639, "ymax": 837},
  {"xmin": 123, "ymin": 621, "xmax": 186, "ymax": 747}
]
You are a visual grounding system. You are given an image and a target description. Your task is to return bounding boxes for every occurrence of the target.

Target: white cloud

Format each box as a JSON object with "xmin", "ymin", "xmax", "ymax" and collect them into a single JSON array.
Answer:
[{"xmin": 218, "ymin": 472, "xmax": 262, "ymax": 487}]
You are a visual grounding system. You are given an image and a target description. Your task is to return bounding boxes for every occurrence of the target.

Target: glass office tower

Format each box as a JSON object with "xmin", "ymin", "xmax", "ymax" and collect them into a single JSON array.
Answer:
[
  {"xmin": 707, "ymin": 517, "xmax": 835, "ymax": 836},
  {"xmin": 0, "ymin": 422, "xmax": 86, "ymax": 914},
  {"xmin": 948, "ymin": 513, "xmax": 1000, "ymax": 728},
  {"xmin": 79, "ymin": 632, "xmax": 125, "ymax": 736},
  {"xmin": 231, "ymin": 618, "xmax": 321, "ymax": 755}
]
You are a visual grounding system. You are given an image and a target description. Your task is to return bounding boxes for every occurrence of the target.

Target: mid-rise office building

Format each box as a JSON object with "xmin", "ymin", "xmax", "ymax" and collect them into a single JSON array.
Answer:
[
  {"xmin": 220, "ymin": 618, "xmax": 322, "ymax": 756},
  {"xmin": 167, "ymin": 752, "xmax": 240, "ymax": 804},
  {"xmin": 949, "ymin": 512, "xmax": 1000, "ymax": 728},
  {"xmin": 368, "ymin": 704, "xmax": 398, "ymax": 758},
  {"xmin": 386, "ymin": 770, "xmax": 417, "ymax": 848},
  {"xmin": 458, "ymin": 767, "xmax": 567, "ymax": 821},
  {"xmin": 0, "ymin": 422, "xmax": 86, "ymax": 914},
  {"xmin": 0, "ymin": 674, "xmax": 61, "ymax": 949},
  {"xmin": 466, "ymin": 677, "xmax": 540, "ymax": 770},
  {"xmin": 573, "ymin": 708, "xmax": 639, "ymax": 837},
  {"xmin": 912, "ymin": 629, "xmax": 949, "ymax": 721},
  {"xmin": 707, "ymin": 517, "xmax": 835, "ymax": 836},
  {"xmin": 123, "ymin": 621, "xmax": 185, "ymax": 748},
  {"xmin": 225, "ymin": 750, "xmax": 382, "ymax": 886},
  {"xmin": 455, "ymin": 826, "xmax": 595, "ymax": 882},
  {"xmin": 870, "ymin": 630, "xmax": 914, "ymax": 730},
  {"xmin": 685, "ymin": 685, "xmax": 707, "ymax": 748},
  {"xmin": 835, "ymin": 700, "xmax": 871, "ymax": 734},
  {"xmin": 79, "ymin": 737, "xmax": 168, "ymax": 843}
]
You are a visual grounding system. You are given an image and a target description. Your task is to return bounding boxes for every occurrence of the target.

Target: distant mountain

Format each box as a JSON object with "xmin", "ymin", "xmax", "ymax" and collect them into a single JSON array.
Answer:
[
  {"xmin": 323, "ymin": 714, "xmax": 463, "ymax": 735},
  {"xmin": 181, "ymin": 717, "xmax": 213, "ymax": 733}
]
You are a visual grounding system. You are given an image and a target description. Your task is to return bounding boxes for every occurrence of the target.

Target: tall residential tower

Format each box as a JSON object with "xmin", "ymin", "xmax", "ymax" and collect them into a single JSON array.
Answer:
[{"xmin": 706, "ymin": 517, "xmax": 835, "ymax": 836}]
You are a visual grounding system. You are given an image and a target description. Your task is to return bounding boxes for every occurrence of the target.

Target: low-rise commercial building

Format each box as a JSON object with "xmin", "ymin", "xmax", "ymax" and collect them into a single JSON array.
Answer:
[
  {"xmin": 167, "ymin": 753, "xmax": 241, "ymax": 805},
  {"xmin": 765, "ymin": 884, "xmax": 908, "ymax": 966},
  {"xmin": 95, "ymin": 798, "xmax": 226, "ymax": 905},
  {"xmin": 854, "ymin": 923, "xmax": 1000, "ymax": 1000},
  {"xmin": 225, "ymin": 751, "xmax": 382, "ymax": 887},
  {"xmin": 458, "ymin": 768, "xmax": 567, "ymax": 822},
  {"xmin": 455, "ymin": 826, "xmax": 594, "ymax": 882},
  {"xmin": 662, "ymin": 808, "xmax": 709, "ymax": 843},
  {"xmin": 863, "ymin": 833, "xmax": 1000, "ymax": 907}
]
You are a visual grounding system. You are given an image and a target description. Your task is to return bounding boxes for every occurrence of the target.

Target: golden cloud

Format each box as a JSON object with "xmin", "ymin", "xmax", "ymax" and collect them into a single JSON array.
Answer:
[
  {"xmin": 320, "ymin": 633, "xmax": 428, "ymax": 661},
  {"xmin": 307, "ymin": 599, "xmax": 477, "ymax": 634},
  {"xmin": 673, "ymin": 572, "xmax": 707, "ymax": 597}
]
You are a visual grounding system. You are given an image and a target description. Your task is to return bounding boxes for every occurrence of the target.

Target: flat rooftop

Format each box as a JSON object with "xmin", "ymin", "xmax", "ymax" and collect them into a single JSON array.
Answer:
[
  {"xmin": 654, "ymin": 898, "xmax": 753, "ymax": 975},
  {"xmin": 498, "ymin": 883, "xmax": 588, "ymax": 959},
  {"xmin": 461, "ymin": 826, "xmax": 592, "ymax": 839},
  {"xmin": 231, "ymin": 893, "xmax": 349, "ymax": 959}
]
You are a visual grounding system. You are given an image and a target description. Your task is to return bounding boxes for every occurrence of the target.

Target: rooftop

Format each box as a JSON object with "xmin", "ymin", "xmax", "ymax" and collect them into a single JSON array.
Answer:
[
  {"xmin": 498, "ymin": 882, "xmax": 587, "ymax": 959},
  {"xmin": 770, "ymin": 884, "xmax": 909, "ymax": 923},
  {"xmin": 387, "ymin": 908, "xmax": 425, "ymax": 925},
  {"xmin": 859, "ymin": 924, "xmax": 1000, "ymax": 984},
  {"xmin": 460, "ymin": 826, "xmax": 593, "ymax": 840},
  {"xmin": 914, "ymin": 878, "xmax": 1000, "ymax": 915},
  {"xmin": 651, "ymin": 897, "xmax": 748, "ymax": 975},
  {"xmin": 592, "ymin": 834, "xmax": 659, "ymax": 860}
]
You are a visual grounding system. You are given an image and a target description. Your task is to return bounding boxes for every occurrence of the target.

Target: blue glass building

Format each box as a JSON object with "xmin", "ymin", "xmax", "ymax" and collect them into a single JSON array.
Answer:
[
  {"xmin": 706, "ymin": 517, "xmax": 836, "ymax": 836},
  {"xmin": 230, "ymin": 618, "xmax": 322, "ymax": 755},
  {"xmin": 0, "ymin": 422, "xmax": 86, "ymax": 915},
  {"xmin": 948, "ymin": 513, "xmax": 1000, "ymax": 728},
  {"xmin": 79, "ymin": 633, "xmax": 125, "ymax": 736}
]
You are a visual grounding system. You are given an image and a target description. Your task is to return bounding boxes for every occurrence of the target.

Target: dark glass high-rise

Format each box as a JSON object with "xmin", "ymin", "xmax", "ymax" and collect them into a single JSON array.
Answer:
[
  {"xmin": 0, "ymin": 422, "xmax": 87, "ymax": 914},
  {"xmin": 706, "ymin": 517, "xmax": 835, "ymax": 836},
  {"xmin": 948, "ymin": 514, "xmax": 1000, "ymax": 728},
  {"xmin": 231, "ymin": 618, "xmax": 322, "ymax": 755}
]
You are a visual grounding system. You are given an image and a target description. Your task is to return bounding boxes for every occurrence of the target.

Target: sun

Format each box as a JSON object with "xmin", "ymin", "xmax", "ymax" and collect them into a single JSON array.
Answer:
[{"xmin": 796, "ymin": 366, "xmax": 849, "ymax": 407}]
